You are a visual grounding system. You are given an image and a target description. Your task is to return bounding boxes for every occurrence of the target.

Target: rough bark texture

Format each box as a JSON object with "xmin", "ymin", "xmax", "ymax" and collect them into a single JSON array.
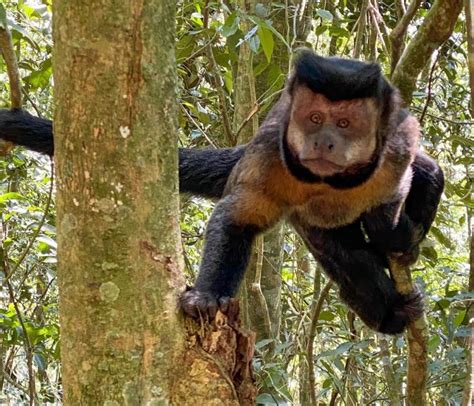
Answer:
[
  {"xmin": 53, "ymin": 1, "xmax": 256, "ymax": 403},
  {"xmin": 54, "ymin": 1, "xmax": 185, "ymax": 403},
  {"xmin": 173, "ymin": 303, "xmax": 256, "ymax": 405},
  {"xmin": 391, "ymin": 0, "xmax": 463, "ymax": 104}
]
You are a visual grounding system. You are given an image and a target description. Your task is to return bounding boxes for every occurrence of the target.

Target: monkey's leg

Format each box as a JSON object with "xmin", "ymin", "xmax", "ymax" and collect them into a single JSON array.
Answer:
[
  {"xmin": 362, "ymin": 152, "xmax": 444, "ymax": 265},
  {"xmin": 293, "ymin": 220, "xmax": 422, "ymax": 334},
  {"xmin": 180, "ymin": 191, "xmax": 282, "ymax": 317}
]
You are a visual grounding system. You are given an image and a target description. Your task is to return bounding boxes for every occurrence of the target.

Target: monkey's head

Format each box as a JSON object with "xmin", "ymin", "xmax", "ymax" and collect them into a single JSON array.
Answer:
[{"xmin": 282, "ymin": 49, "xmax": 399, "ymax": 186}]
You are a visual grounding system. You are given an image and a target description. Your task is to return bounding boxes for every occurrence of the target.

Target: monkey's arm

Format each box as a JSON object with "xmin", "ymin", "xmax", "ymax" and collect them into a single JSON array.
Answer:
[
  {"xmin": 180, "ymin": 189, "xmax": 282, "ymax": 317},
  {"xmin": 0, "ymin": 109, "xmax": 242, "ymax": 198},
  {"xmin": 179, "ymin": 146, "xmax": 245, "ymax": 198},
  {"xmin": 362, "ymin": 152, "xmax": 444, "ymax": 264},
  {"xmin": 292, "ymin": 219, "xmax": 422, "ymax": 334}
]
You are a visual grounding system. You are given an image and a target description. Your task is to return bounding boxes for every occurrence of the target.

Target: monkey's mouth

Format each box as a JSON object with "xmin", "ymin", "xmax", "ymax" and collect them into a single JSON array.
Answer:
[{"xmin": 300, "ymin": 158, "xmax": 345, "ymax": 175}]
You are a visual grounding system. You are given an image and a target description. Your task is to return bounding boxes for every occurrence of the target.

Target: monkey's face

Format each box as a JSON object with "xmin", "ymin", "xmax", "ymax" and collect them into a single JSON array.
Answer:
[{"xmin": 286, "ymin": 86, "xmax": 379, "ymax": 177}]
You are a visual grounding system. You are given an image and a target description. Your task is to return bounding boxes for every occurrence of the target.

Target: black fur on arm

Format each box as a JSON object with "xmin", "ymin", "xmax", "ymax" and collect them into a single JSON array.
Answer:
[
  {"xmin": 292, "ymin": 218, "xmax": 423, "ymax": 334},
  {"xmin": 179, "ymin": 195, "xmax": 260, "ymax": 317},
  {"xmin": 178, "ymin": 146, "xmax": 245, "ymax": 199},
  {"xmin": 362, "ymin": 152, "xmax": 444, "ymax": 264},
  {"xmin": 0, "ymin": 109, "xmax": 53, "ymax": 155}
]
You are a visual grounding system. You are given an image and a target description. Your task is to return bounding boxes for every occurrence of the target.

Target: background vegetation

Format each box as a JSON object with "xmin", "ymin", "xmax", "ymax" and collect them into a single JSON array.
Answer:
[{"xmin": 0, "ymin": 0, "xmax": 472, "ymax": 404}]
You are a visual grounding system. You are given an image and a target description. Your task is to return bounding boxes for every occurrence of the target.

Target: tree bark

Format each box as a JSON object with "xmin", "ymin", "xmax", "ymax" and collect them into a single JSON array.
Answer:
[
  {"xmin": 391, "ymin": 0, "xmax": 463, "ymax": 104},
  {"xmin": 54, "ymin": 1, "xmax": 185, "ymax": 402},
  {"xmin": 54, "ymin": 1, "xmax": 256, "ymax": 403}
]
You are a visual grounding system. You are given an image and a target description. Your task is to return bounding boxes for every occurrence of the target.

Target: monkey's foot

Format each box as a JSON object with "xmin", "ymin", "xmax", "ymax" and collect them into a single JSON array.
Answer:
[
  {"xmin": 378, "ymin": 288, "xmax": 424, "ymax": 334},
  {"xmin": 179, "ymin": 288, "xmax": 231, "ymax": 318}
]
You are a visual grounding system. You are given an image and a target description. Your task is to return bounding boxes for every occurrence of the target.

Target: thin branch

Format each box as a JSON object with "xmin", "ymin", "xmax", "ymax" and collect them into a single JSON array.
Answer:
[
  {"xmin": 369, "ymin": 0, "xmax": 390, "ymax": 57},
  {"xmin": 0, "ymin": 22, "xmax": 22, "ymax": 108},
  {"xmin": 249, "ymin": 236, "xmax": 272, "ymax": 340},
  {"xmin": 419, "ymin": 53, "xmax": 440, "ymax": 126},
  {"xmin": 410, "ymin": 106, "xmax": 474, "ymax": 125},
  {"xmin": 353, "ymin": 0, "xmax": 369, "ymax": 59},
  {"xmin": 307, "ymin": 279, "xmax": 333, "ymax": 406},
  {"xmin": 206, "ymin": 45, "xmax": 235, "ymax": 146},
  {"xmin": 180, "ymin": 105, "xmax": 218, "ymax": 148}
]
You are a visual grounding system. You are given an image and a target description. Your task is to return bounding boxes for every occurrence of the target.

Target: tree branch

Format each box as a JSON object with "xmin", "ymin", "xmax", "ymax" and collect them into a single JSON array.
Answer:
[
  {"xmin": 389, "ymin": 258, "xmax": 429, "ymax": 405},
  {"xmin": 0, "ymin": 19, "xmax": 22, "ymax": 108},
  {"xmin": 391, "ymin": 0, "xmax": 463, "ymax": 105}
]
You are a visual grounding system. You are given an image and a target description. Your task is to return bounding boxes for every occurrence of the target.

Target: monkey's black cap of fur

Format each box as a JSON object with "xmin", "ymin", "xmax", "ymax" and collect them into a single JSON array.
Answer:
[{"xmin": 291, "ymin": 48, "xmax": 392, "ymax": 101}]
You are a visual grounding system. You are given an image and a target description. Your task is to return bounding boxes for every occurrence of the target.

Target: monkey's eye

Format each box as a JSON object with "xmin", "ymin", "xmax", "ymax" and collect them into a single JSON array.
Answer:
[
  {"xmin": 309, "ymin": 112, "xmax": 322, "ymax": 124},
  {"xmin": 337, "ymin": 119, "xmax": 349, "ymax": 128}
]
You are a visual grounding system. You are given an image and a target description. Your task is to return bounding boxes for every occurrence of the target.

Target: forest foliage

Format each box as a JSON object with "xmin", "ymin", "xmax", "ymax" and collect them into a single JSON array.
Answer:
[{"xmin": 0, "ymin": 0, "xmax": 472, "ymax": 404}]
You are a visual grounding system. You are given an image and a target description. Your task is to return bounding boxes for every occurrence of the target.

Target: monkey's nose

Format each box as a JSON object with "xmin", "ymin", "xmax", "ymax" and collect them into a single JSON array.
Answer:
[{"xmin": 315, "ymin": 141, "xmax": 334, "ymax": 151}]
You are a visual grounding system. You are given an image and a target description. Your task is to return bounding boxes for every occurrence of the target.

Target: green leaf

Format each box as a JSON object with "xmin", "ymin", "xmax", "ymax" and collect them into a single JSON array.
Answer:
[
  {"xmin": 257, "ymin": 24, "xmax": 275, "ymax": 63},
  {"xmin": 37, "ymin": 235, "xmax": 57, "ymax": 250},
  {"xmin": 221, "ymin": 12, "xmax": 239, "ymax": 37},
  {"xmin": 319, "ymin": 310, "xmax": 335, "ymax": 321},
  {"xmin": 453, "ymin": 309, "xmax": 466, "ymax": 328},
  {"xmin": 317, "ymin": 9, "xmax": 333, "ymax": 22},
  {"xmin": 0, "ymin": 192, "xmax": 24, "ymax": 204},
  {"xmin": 428, "ymin": 335, "xmax": 441, "ymax": 352}
]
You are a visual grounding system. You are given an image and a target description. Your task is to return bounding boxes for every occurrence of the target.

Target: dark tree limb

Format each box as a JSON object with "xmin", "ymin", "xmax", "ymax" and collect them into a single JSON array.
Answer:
[{"xmin": 389, "ymin": 0, "xmax": 423, "ymax": 75}]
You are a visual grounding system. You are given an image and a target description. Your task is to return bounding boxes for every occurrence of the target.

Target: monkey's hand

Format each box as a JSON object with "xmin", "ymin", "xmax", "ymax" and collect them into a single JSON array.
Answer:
[
  {"xmin": 378, "ymin": 288, "xmax": 424, "ymax": 334},
  {"xmin": 179, "ymin": 287, "xmax": 231, "ymax": 318}
]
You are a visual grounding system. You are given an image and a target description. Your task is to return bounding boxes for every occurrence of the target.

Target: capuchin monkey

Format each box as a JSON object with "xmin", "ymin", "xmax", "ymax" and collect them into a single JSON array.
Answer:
[{"xmin": 0, "ymin": 49, "xmax": 443, "ymax": 334}]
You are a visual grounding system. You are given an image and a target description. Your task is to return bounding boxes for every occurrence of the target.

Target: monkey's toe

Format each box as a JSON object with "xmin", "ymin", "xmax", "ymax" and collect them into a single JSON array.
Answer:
[
  {"xmin": 378, "ymin": 288, "xmax": 424, "ymax": 335},
  {"xmin": 179, "ymin": 289, "xmax": 231, "ymax": 319}
]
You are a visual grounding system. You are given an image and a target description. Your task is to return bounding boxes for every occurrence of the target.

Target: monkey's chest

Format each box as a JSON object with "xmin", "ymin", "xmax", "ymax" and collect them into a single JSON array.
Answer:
[{"xmin": 293, "ymin": 185, "xmax": 394, "ymax": 229}]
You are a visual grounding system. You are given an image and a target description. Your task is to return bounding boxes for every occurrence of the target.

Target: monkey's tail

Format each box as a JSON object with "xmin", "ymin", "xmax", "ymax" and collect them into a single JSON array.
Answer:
[
  {"xmin": 0, "ymin": 109, "xmax": 242, "ymax": 199},
  {"xmin": 0, "ymin": 109, "xmax": 53, "ymax": 155}
]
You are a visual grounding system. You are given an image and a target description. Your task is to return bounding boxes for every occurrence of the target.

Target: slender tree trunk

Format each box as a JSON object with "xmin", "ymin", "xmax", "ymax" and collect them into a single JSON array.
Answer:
[{"xmin": 54, "ymin": 1, "xmax": 256, "ymax": 403}]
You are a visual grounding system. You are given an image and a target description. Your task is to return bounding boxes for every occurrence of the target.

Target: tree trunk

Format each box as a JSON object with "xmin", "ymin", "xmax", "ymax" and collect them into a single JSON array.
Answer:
[{"xmin": 54, "ymin": 1, "xmax": 255, "ymax": 403}]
